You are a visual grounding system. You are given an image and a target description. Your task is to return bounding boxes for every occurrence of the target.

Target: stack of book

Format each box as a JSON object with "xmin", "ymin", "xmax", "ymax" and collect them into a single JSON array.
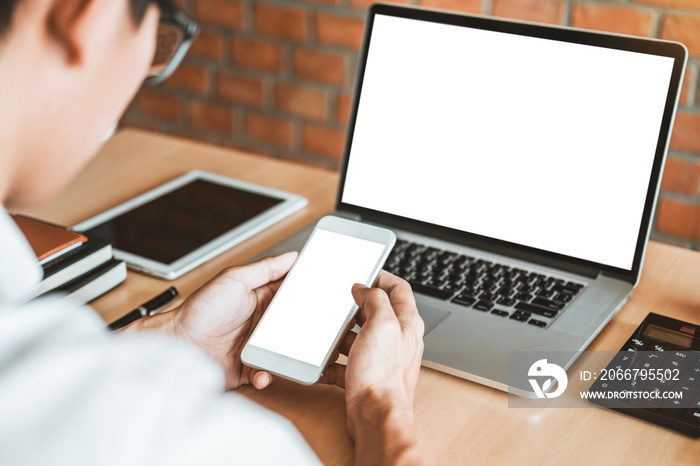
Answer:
[{"xmin": 12, "ymin": 214, "xmax": 127, "ymax": 305}]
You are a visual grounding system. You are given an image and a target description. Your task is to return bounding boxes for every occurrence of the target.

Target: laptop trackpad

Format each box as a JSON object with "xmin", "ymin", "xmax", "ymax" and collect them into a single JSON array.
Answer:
[{"xmin": 416, "ymin": 302, "xmax": 451, "ymax": 336}]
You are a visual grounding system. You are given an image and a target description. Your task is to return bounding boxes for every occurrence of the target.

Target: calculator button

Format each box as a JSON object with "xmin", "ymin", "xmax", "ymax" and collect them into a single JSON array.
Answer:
[
  {"xmin": 671, "ymin": 350, "xmax": 691, "ymax": 360},
  {"xmin": 626, "ymin": 336, "xmax": 651, "ymax": 350},
  {"xmin": 685, "ymin": 367, "xmax": 700, "ymax": 385},
  {"xmin": 645, "ymin": 379, "xmax": 674, "ymax": 402},
  {"xmin": 648, "ymin": 341, "xmax": 674, "ymax": 353},
  {"xmin": 640, "ymin": 348, "xmax": 667, "ymax": 367},
  {"xmin": 618, "ymin": 378, "xmax": 648, "ymax": 392},
  {"xmin": 609, "ymin": 352, "xmax": 635, "ymax": 370},
  {"xmin": 590, "ymin": 380, "xmax": 618, "ymax": 397},
  {"xmin": 640, "ymin": 351, "xmax": 668, "ymax": 367},
  {"xmin": 660, "ymin": 398, "xmax": 687, "ymax": 416},
  {"xmin": 681, "ymin": 372, "xmax": 700, "ymax": 387},
  {"xmin": 634, "ymin": 389, "xmax": 664, "ymax": 409},
  {"xmin": 660, "ymin": 352, "xmax": 689, "ymax": 372},
  {"xmin": 672, "ymin": 382, "xmax": 697, "ymax": 406},
  {"xmin": 688, "ymin": 353, "xmax": 700, "ymax": 367}
]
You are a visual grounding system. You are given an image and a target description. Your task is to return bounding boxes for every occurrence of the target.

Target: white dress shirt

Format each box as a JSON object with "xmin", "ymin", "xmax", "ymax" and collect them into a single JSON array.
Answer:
[{"xmin": 0, "ymin": 208, "xmax": 320, "ymax": 465}]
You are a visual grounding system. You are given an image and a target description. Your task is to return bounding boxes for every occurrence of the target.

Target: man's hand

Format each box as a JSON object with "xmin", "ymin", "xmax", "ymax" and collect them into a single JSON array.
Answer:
[
  {"xmin": 123, "ymin": 252, "xmax": 297, "ymax": 391},
  {"xmin": 321, "ymin": 271, "xmax": 425, "ymax": 465}
]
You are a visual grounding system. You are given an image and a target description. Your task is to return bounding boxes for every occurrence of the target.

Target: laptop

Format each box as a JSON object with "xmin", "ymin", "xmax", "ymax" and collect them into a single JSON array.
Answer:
[{"xmin": 253, "ymin": 4, "xmax": 687, "ymax": 394}]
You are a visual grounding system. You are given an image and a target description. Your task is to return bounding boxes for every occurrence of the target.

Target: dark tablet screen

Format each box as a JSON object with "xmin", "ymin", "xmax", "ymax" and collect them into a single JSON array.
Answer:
[{"xmin": 83, "ymin": 179, "xmax": 283, "ymax": 264}]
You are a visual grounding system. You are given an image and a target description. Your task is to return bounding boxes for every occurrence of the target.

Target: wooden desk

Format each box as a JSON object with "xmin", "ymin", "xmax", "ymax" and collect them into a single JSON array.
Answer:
[{"xmin": 20, "ymin": 129, "xmax": 700, "ymax": 464}]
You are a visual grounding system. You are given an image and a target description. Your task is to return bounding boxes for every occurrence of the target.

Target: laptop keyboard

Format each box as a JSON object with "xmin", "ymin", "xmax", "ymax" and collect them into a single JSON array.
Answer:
[{"xmin": 383, "ymin": 239, "xmax": 587, "ymax": 329}]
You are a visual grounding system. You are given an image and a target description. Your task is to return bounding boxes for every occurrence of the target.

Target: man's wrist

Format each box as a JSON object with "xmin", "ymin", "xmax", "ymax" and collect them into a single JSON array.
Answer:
[{"xmin": 347, "ymin": 388, "xmax": 422, "ymax": 465}]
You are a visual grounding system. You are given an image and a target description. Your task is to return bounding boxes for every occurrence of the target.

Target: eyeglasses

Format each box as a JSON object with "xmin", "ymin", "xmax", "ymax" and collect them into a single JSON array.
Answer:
[{"xmin": 146, "ymin": 0, "xmax": 199, "ymax": 85}]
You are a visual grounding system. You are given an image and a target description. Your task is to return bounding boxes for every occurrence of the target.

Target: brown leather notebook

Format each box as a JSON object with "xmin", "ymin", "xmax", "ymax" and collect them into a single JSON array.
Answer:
[{"xmin": 11, "ymin": 214, "xmax": 87, "ymax": 264}]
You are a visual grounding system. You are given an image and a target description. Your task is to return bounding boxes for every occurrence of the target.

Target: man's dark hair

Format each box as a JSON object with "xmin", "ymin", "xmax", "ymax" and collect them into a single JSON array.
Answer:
[{"xmin": 0, "ymin": 0, "xmax": 155, "ymax": 38}]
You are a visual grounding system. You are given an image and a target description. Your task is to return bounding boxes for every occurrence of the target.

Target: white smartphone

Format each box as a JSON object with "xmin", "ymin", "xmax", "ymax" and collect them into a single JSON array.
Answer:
[{"xmin": 241, "ymin": 215, "xmax": 396, "ymax": 385}]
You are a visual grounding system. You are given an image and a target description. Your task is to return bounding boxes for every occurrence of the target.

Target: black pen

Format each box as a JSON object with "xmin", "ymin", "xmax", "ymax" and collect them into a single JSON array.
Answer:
[{"xmin": 107, "ymin": 286, "xmax": 180, "ymax": 331}]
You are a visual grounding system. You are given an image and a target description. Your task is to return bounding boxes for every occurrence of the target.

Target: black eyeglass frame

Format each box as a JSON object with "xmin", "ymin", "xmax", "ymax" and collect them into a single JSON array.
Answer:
[{"xmin": 145, "ymin": 0, "xmax": 199, "ymax": 85}]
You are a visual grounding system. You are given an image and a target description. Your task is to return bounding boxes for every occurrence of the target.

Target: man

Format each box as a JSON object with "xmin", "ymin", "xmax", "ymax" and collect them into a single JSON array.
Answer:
[{"xmin": 0, "ymin": 0, "xmax": 424, "ymax": 464}]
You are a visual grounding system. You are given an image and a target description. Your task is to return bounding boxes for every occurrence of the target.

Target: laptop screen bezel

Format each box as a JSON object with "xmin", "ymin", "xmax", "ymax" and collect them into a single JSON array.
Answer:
[{"xmin": 335, "ymin": 3, "xmax": 687, "ymax": 284}]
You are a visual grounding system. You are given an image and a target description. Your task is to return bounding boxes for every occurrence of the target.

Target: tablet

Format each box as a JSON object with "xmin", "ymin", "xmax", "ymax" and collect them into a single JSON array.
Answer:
[{"xmin": 72, "ymin": 170, "xmax": 308, "ymax": 279}]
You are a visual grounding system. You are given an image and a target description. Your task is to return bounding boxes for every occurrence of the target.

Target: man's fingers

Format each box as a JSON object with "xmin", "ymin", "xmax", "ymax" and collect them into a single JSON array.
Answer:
[
  {"xmin": 253, "ymin": 277, "xmax": 284, "ymax": 309},
  {"xmin": 375, "ymin": 271, "xmax": 417, "ymax": 310},
  {"xmin": 251, "ymin": 370, "xmax": 274, "ymax": 390},
  {"xmin": 338, "ymin": 329, "xmax": 357, "ymax": 356},
  {"xmin": 226, "ymin": 252, "xmax": 297, "ymax": 290},
  {"xmin": 351, "ymin": 283, "xmax": 394, "ymax": 325},
  {"xmin": 374, "ymin": 271, "xmax": 423, "ymax": 335},
  {"xmin": 318, "ymin": 363, "xmax": 346, "ymax": 389}
]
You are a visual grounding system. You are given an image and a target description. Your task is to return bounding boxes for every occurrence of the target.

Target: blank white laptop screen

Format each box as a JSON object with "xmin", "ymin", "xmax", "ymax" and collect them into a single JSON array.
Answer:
[{"xmin": 341, "ymin": 14, "xmax": 675, "ymax": 271}]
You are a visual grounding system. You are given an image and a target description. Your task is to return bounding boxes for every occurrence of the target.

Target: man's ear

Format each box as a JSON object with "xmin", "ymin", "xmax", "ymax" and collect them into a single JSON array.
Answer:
[{"xmin": 46, "ymin": 0, "xmax": 94, "ymax": 64}]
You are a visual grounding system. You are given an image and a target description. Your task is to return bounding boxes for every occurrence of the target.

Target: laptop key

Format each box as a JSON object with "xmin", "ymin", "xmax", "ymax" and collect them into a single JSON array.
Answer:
[
  {"xmin": 509, "ymin": 312, "xmax": 529, "ymax": 322},
  {"xmin": 551, "ymin": 284, "xmax": 579, "ymax": 296},
  {"xmin": 491, "ymin": 309, "xmax": 508, "ymax": 317},
  {"xmin": 474, "ymin": 300, "xmax": 494, "ymax": 312},
  {"xmin": 514, "ymin": 301, "xmax": 558, "ymax": 318},
  {"xmin": 497, "ymin": 297, "xmax": 516, "ymax": 307},
  {"xmin": 531, "ymin": 297, "xmax": 565, "ymax": 311},
  {"xmin": 528, "ymin": 319, "xmax": 548, "ymax": 328},
  {"xmin": 408, "ymin": 281, "xmax": 454, "ymax": 300},
  {"xmin": 452, "ymin": 296, "xmax": 477, "ymax": 307}
]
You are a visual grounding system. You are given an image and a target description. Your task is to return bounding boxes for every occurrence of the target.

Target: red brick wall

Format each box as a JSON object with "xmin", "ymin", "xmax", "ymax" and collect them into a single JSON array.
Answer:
[{"xmin": 121, "ymin": 0, "xmax": 700, "ymax": 249}]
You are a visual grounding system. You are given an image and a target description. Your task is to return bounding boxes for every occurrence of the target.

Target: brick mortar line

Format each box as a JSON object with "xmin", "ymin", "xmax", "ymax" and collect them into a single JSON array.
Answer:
[
  {"xmin": 226, "ymin": 71, "xmax": 348, "ymax": 96},
  {"xmin": 562, "ymin": 0, "xmax": 572, "ymax": 27},
  {"xmin": 187, "ymin": 54, "xmax": 361, "ymax": 77},
  {"xmin": 675, "ymin": 105, "xmax": 700, "ymax": 114},
  {"xmin": 307, "ymin": 5, "xmax": 318, "ymax": 44},
  {"xmin": 206, "ymin": 63, "xmax": 353, "ymax": 93},
  {"xmin": 242, "ymin": 0, "xmax": 700, "ymax": 17},
  {"xmin": 199, "ymin": 32, "xmax": 364, "ymax": 61},
  {"xmin": 481, "ymin": 0, "xmax": 492, "ymax": 16},
  {"xmin": 667, "ymin": 151, "xmax": 700, "ymax": 162},
  {"xmin": 223, "ymin": 27, "xmax": 360, "ymax": 48},
  {"xmin": 567, "ymin": 0, "xmax": 700, "ymax": 16},
  {"xmin": 290, "ymin": 115, "xmax": 302, "ymax": 151},
  {"xmin": 246, "ymin": 0, "xmax": 368, "ymax": 18},
  {"xmin": 686, "ymin": 62, "xmax": 698, "ymax": 106},
  {"xmin": 658, "ymin": 190, "xmax": 700, "ymax": 204},
  {"xmin": 650, "ymin": 8, "xmax": 662, "ymax": 37}
]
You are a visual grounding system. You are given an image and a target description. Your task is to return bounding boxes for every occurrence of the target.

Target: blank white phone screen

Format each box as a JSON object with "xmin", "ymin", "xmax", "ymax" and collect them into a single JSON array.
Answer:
[{"xmin": 248, "ymin": 229, "xmax": 386, "ymax": 367}]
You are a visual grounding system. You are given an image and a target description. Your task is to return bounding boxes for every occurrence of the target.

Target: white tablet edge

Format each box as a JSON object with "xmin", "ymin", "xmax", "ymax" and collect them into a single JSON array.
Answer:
[{"xmin": 72, "ymin": 170, "xmax": 308, "ymax": 280}]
